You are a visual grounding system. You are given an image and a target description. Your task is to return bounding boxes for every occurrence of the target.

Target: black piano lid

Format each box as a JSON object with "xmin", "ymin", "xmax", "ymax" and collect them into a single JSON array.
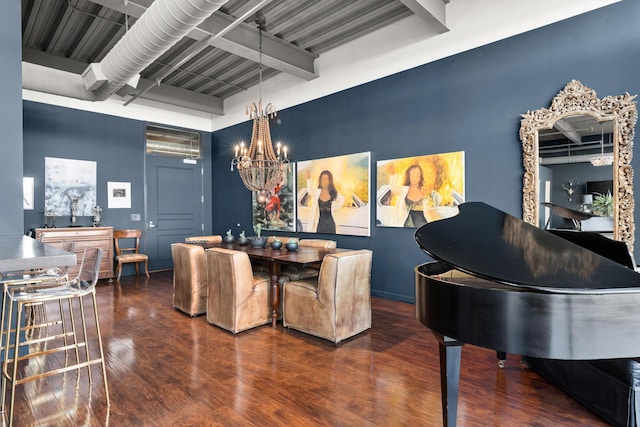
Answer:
[{"xmin": 414, "ymin": 202, "xmax": 640, "ymax": 294}]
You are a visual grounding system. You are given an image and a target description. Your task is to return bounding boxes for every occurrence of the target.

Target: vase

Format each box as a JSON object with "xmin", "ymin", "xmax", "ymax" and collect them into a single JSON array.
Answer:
[
  {"xmin": 238, "ymin": 237, "xmax": 249, "ymax": 246},
  {"xmin": 251, "ymin": 237, "xmax": 267, "ymax": 248},
  {"xmin": 285, "ymin": 242, "xmax": 298, "ymax": 251},
  {"xmin": 223, "ymin": 235, "xmax": 235, "ymax": 244},
  {"xmin": 270, "ymin": 240, "xmax": 282, "ymax": 250}
]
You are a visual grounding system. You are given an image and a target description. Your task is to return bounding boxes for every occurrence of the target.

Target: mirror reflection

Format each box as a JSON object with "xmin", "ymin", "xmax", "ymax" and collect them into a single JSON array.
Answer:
[
  {"xmin": 538, "ymin": 115, "xmax": 614, "ymax": 235},
  {"xmin": 519, "ymin": 80, "xmax": 637, "ymax": 252}
]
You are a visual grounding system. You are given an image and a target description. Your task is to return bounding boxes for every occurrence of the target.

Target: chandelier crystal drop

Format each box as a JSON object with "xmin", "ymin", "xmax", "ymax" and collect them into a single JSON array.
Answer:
[
  {"xmin": 589, "ymin": 155, "xmax": 614, "ymax": 167},
  {"xmin": 230, "ymin": 15, "xmax": 289, "ymax": 192}
]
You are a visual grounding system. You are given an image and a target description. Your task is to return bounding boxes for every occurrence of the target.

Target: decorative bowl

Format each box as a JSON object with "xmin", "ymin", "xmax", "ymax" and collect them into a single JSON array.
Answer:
[
  {"xmin": 270, "ymin": 240, "xmax": 282, "ymax": 250},
  {"xmin": 250, "ymin": 237, "xmax": 267, "ymax": 248},
  {"xmin": 285, "ymin": 242, "xmax": 298, "ymax": 251},
  {"xmin": 237, "ymin": 237, "xmax": 249, "ymax": 246},
  {"xmin": 223, "ymin": 235, "xmax": 235, "ymax": 244}
]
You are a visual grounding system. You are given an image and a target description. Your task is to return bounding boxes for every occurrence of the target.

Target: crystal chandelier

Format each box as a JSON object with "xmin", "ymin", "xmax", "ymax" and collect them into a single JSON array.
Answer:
[
  {"xmin": 590, "ymin": 126, "xmax": 614, "ymax": 167},
  {"xmin": 230, "ymin": 15, "xmax": 288, "ymax": 192}
]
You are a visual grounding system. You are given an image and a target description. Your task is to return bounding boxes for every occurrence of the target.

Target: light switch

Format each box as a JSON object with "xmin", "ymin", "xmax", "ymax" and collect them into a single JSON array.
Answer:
[{"xmin": 131, "ymin": 214, "xmax": 141, "ymax": 221}]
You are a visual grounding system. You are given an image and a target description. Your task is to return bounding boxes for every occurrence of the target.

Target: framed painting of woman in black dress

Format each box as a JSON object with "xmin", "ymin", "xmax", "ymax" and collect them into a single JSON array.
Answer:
[
  {"xmin": 376, "ymin": 151, "xmax": 465, "ymax": 228},
  {"xmin": 296, "ymin": 152, "xmax": 370, "ymax": 236}
]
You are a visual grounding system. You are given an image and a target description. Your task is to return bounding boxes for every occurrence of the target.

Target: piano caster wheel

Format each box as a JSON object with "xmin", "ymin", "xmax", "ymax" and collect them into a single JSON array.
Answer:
[{"xmin": 497, "ymin": 351, "xmax": 506, "ymax": 368}]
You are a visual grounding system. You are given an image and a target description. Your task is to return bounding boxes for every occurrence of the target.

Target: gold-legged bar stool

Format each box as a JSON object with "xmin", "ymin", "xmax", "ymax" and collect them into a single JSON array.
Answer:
[
  {"xmin": 0, "ymin": 241, "xmax": 77, "ymax": 338},
  {"xmin": 0, "ymin": 247, "xmax": 110, "ymax": 426}
]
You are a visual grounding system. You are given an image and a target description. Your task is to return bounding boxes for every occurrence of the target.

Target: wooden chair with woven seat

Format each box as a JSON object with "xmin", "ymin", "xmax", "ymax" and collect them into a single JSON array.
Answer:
[{"xmin": 114, "ymin": 229, "xmax": 149, "ymax": 281}]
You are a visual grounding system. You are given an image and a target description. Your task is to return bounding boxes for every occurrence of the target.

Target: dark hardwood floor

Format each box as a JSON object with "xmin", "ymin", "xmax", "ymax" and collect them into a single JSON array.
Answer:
[{"xmin": 7, "ymin": 271, "xmax": 608, "ymax": 426}]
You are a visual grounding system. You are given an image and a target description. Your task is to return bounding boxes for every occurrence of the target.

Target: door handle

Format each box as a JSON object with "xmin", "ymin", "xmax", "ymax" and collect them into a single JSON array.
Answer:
[{"xmin": 148, "ymin": 221, "xmax": 157, "ymax": 228}]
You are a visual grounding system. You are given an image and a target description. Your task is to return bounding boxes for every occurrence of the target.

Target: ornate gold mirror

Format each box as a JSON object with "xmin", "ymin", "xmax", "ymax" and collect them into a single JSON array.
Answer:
[{"xmin": 520, "ymin": 80, "xmax": 637, "ymax": 252}]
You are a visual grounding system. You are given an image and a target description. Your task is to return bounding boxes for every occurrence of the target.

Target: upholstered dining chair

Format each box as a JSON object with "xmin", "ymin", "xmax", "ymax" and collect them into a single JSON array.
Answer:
[
  {"xmin": 205, "ymin": 247, "xmax": 271, "ymax": 334},
  {"xmin": 171, "ymin": 243, "xmax": 207, "ymax": 316},
  {"xmin": 184, "ymin": 235, "xmax": 222, "ymax": 245},
  {"xmin": 251, "ymin": 237, "xmax": 298, "ymax": 274},
  {"xmin": 283, "ymin": 249, "xmax": 372, "ymax": 344},
  {"xmin": 266, "ymin": 236, "xmax": 298, "ymax": 243},
  {"xmin": 298, "ymin": 239, "xmax": 337, "ymax": 249},
  {"xmin": 281, "ymin": 239, "xmax": 337, "ymax": 281},
  {"xmin": 114, "ymin": 229, "xmax": 149, "ymax": 281}
]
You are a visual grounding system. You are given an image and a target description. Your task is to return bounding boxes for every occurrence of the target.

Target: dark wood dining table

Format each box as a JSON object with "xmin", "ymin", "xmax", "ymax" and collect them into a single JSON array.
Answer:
[{"xmin": 203, "ymin": 241, "xmax": 346, "ymax": 327}]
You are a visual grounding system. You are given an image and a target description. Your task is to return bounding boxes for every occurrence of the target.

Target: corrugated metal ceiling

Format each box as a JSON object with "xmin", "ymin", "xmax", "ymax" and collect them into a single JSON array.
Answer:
[{"xmin": 22, "ymin": 0, "xmax": 448, "ymax": 113}]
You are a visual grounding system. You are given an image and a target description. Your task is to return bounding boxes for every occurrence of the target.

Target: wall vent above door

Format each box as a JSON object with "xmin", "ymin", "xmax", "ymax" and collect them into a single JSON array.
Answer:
[{"xmin": 145, "ymin": 124, "xmax": 201, "ymax": 159}]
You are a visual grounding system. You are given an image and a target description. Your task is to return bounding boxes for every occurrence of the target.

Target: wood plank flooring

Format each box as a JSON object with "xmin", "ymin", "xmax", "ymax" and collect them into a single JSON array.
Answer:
[{"xmin": 7, "ymin": 271, "xmax": 609, "ymax": 426}]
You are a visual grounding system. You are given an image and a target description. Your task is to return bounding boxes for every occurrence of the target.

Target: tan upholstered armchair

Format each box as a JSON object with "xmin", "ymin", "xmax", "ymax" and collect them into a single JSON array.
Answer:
[
  {"xmin": 206, "ymin": 247, "xmax": 271, "ymax": 334},
  {"xmin": 185, "ymin": 235, "xmax": 222, "ymax": 244},
  {"xmin": 283, "ymin": 249, "xmax": 372, "ymax": 344},
  {"xmin": 281, "ymin": 239, "xmax": 337, "ymax": 281},
  {"xmin": 298, "ymin": 239, "xmax": 337, "ymax": 249},
  {"xmin": 171, "ymin": 243, "xmax": 208, "ymax": 316}
]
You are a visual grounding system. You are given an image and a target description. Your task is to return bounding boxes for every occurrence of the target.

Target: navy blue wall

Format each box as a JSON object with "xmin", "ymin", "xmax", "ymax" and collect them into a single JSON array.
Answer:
[
  {"xmin": 23, "ymin": 102, "xmax": 146, "ymax": 230},
  {"xmin": 0, "ymin": 1, "xmax": 24, "ymax": 235},
  {"xmin": 22, "ymin": 102, "xmax": 214, "ymax": 276},
  {"xmin": 16, "ymin": 2, "xmax": 640, "ymax": 294},
  {"xmin": 211, "ymin": 0, "xmax": 640, "ymax": 302}
]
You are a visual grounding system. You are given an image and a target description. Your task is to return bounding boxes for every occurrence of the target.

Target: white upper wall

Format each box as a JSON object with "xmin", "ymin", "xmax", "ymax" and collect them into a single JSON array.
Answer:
[{"xmin": 23, "ymin": 0, "xmax": 620, "ymax": 132}]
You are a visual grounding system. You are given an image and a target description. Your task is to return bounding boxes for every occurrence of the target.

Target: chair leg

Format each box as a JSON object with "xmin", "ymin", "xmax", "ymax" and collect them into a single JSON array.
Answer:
[
  {"xmin": 90, "ymin": 290, "xmax": 110, "ymax": 407},
  {"xmin": 0, "ymin": 289, "xmax": 11, "ymax": 414},
  {"xmin": 116, "ymin": 262, "xmax": 122, "ymax": 281},
  {"xmin": 8, "ymin": 301, "xmax": 24, "ymax": 427},
  {"xmin": 77, "ymin": 295, "xmax": 92, "ymax": 382},
  {"xmin": 144, "ymin": 260, "xmax": 150, "ymax": 278},
  {"xmin": 66, "ymin": 297, "xmax": 81, "ymax": 370}
]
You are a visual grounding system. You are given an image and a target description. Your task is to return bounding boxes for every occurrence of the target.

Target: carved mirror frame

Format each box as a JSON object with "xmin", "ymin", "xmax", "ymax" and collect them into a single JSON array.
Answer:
[{"xmin": 520, "ymin": 80, "xmax": 637, "ymax": 252}]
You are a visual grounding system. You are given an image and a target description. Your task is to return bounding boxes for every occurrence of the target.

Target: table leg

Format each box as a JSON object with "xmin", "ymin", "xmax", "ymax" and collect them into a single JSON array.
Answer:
[{"xmin": 268, "ymin": 262, "xmax": 281, "ymax": 327}]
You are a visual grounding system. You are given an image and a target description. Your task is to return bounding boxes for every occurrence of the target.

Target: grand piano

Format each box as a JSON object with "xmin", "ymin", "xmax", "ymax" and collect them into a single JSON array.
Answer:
[{"xmin": 414, "ymin": 202, "xmax": 640, "ymax": 427}]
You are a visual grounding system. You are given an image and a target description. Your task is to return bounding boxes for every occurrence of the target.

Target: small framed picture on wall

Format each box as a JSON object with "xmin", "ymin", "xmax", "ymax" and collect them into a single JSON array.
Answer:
[
  {"xmin": 107, "ymin": 181, "xmax": 131, "ymax": 209},
  {"xmin": 23, "ymin": 177, "xmax": 34, "ymax": 210}
]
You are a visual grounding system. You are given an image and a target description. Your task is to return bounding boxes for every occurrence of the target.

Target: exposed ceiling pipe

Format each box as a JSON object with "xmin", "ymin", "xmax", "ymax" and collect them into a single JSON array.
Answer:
[
  {"xmin": 23, "ymin": 63, "xmax": 92, "ymax": 101},
  {"xmin": 124, "ymin": 0, "xmax": 272, "ymax": 107},
  {"xmin": 540, "ymin": 154, "xmax": 603, "ymax": 165},
  {"xmin": 82, "ymin": 0, "xmax": 228, "ymax": 101}
]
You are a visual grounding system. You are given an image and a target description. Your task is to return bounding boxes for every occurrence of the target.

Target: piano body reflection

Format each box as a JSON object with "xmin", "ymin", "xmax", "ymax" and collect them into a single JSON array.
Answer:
[{"xmin": 414, "ymin": 202, "xmax": 640, "ymax": 427}]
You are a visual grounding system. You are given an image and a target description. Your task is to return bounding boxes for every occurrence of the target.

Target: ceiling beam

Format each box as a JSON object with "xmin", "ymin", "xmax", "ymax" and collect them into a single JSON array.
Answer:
[
  {"xmin": 399, "ymin": 0, "xmax": 449, "ymax": 33},
  {"xmin": 137, "ymin": 81, "xmax": 224, "ymax": 115},
  {"xmin": 23, "ymin": 47, "xmax": 86, "ymax": 74},
  {"xmin": 22, "ymin": 48, "xmax": 224, "ymax": 115},
  {"xmin": 85, "ymin": 0, "xmax": 318, "ymax": 80},
  {"xmin": 553, "ymin": 120, "xmax": 583, "ymax": 145}
]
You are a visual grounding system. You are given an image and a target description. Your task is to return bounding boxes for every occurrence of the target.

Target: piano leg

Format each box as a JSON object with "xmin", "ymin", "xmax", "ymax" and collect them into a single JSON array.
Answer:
[{"xmin": 433, "ymin": 332, "xmax": 464, "ymax": 427}]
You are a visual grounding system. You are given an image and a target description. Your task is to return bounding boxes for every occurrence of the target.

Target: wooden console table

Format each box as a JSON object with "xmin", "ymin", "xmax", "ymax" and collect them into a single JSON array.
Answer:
[{"xmin": 35, "ymin": 227, "xmax": 114, "ymax": 279}]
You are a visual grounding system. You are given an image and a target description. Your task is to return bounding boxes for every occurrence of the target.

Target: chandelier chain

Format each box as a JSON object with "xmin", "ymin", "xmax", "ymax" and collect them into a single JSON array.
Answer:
[
  {"xmin": 259, "ymin": 22, "xmax": 263, "ymax": 105},
  {"xmin": 230, "ymin": 14, "xmax": 289, "ymax": 193}
]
